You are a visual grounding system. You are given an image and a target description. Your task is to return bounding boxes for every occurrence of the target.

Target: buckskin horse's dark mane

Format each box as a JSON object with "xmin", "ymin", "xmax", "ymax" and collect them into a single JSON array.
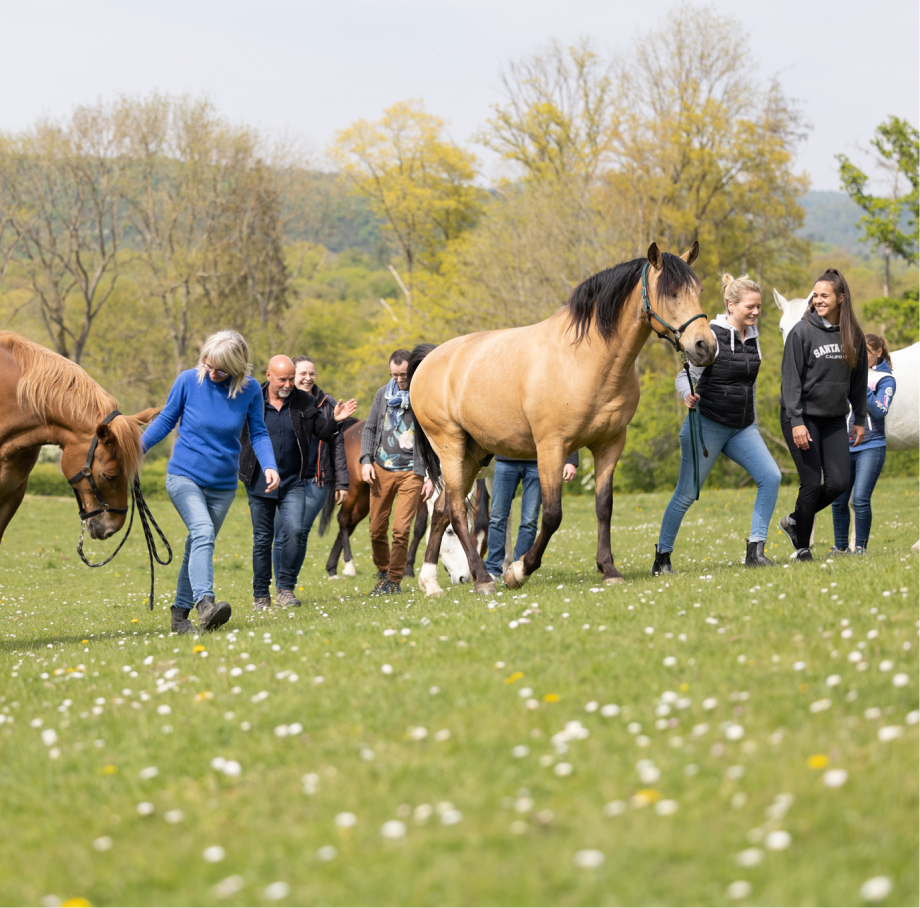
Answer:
[{"xmin": 567, "ymin": 253, "xmax": 701, "ymax": 343}]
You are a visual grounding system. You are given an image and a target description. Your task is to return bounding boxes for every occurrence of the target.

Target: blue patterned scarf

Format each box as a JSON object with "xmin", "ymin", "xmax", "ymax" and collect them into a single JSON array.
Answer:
[{"xmin": 385, "ymin": 378, "xmax": 410, "ymax": 421}]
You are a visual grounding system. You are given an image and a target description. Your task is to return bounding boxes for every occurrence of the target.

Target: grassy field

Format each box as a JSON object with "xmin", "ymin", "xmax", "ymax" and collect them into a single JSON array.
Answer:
[{"xmin": 0, "ymin": 477, "xmax": 916, "ymax": 907}]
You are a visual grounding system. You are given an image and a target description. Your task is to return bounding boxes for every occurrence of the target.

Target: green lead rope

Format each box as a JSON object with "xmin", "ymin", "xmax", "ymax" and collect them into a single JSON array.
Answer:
[{"xmin": 683, "ymin": 359, "xmax": 709, "ymax": 500}]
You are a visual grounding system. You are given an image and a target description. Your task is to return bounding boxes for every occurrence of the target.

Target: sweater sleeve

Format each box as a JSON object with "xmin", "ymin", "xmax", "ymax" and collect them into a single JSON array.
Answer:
[
  {"xmin": 848, "ymin": 340, "xmax": 869, "ymax": 427},
  {"xmin": 333, "ymin": 428, "xmax": 349, "ymax": 490},
  {"xmin": 781, "ymin": 326, "xmax": 807, "ymax": 427},
  {"xmin": 867, "ymin": 373, "xmax": 896, "ymax": 420},
  {"xmin": 312, "ymin": 407, "xmax": 337, "ymax": 444},
  {"xmin": 141, "ymin": 373, "xmax": 187, "ymax": 452},
  {"xmin": 565, "ymin": 450, "xmax": 579, "ymax": 468},
  {"xmin": 360, "ymin": 389, "xmax": 384, "ymax": 464},
  {"xmin": 674, "ymin": 362, "xmax": 705, "ymax": 400},
  {"xmin": 246, "ymin": 389, "xmax": 278, "ymax": 473}
]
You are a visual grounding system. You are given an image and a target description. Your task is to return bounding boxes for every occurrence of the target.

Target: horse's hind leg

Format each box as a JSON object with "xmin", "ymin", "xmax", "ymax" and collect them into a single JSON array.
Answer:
[
  {"xmin": 445, "ymin": 453, "xmax": 493, "ymax": 594},
  {"xmin": 419, "ymin": 492, "xmax": 450, "ymax": 597},
  {"xmin": 592, "ymin": 437, "xmax": 627, "ymax": 584},
  {"xmin": 404, "ymin": 502, "xmax": 428, "ymax": 578},
  {"xmin": 342, "ymin": 487, "xmax": 370, "ymax": 577},
  {"xmin": 505, "ymin": 447, "xmax": 565, "ymax": 589}
]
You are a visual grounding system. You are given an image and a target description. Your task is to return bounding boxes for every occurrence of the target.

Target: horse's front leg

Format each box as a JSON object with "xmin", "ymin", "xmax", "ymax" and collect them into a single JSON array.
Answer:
[
  {"xmin": 404, "ymin": 501, "xmax": 428, "ymax": 578},
  {"xmin": 504, "ymin": 449, "xmax": 564, "ymax": 589},
  {"xmin": 592, "ymin": 435, "xmax": 627, "ymax": 584},
  {"xmin": 419, "ymin": 493, "xmax": 450, "ymax": 598}
]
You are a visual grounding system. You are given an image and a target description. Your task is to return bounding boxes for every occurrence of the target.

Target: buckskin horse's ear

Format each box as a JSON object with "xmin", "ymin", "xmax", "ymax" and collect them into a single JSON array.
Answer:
[
  {"xmin": 681, "ymin": 241, "xmax": 700, "ymax": 265},
  {"xmin": 129, "ymin": 407, "xmax": 162, "ymax": 426},
  {"xmin": 647, "ymin": 243, "xmax": 662, "ymax": 269}
]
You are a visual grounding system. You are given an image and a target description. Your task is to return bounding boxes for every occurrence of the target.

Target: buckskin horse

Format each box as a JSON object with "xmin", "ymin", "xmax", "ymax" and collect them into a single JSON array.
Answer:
[
  {"xmin": 0, "ymin": 332, "xmax": 159, "ymax": 546},
  {"xmin": 409, "ymin": 243, "xmax": 717, "ymax": 597}
]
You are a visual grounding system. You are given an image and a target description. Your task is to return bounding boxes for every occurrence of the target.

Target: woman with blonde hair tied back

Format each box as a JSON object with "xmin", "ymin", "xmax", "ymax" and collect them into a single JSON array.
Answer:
[
  {"xmin": 653, "ymin": 273, "xmax": 781, "ymax": 575},
  {"xmin": 141, "ymin": 330, "xmax": 279, "ymax": 634}
]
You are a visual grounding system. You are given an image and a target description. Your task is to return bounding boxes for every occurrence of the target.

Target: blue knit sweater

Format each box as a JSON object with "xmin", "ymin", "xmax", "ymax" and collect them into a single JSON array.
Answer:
[{"xmin": 141, "ymin": 369, "xmax": 277, "ymax": 491}]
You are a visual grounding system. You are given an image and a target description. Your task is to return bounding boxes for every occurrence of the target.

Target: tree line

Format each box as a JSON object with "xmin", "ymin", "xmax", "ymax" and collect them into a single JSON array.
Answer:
[{"xmin": 0, "ymin": 4, "xmax": 915, "ymax": 486}]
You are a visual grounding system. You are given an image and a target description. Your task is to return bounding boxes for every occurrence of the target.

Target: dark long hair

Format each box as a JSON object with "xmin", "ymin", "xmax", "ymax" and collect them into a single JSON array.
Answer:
[
  {"xmin": 567, "ymin": 254, "xmax": 700, "ymax": 343},
  {"xmin": 810, "ymin": 269, "xmax": 864, "ymax": 369},
  {"xmin": 865, "ymin": 333, "xmax": 892, "ymax": 369}
]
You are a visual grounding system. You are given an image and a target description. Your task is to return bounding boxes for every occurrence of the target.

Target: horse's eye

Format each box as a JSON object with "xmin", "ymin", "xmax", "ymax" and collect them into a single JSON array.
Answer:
[{"xmin": 100, "ymin": 473, "xmax": 115, "ymax": 482}]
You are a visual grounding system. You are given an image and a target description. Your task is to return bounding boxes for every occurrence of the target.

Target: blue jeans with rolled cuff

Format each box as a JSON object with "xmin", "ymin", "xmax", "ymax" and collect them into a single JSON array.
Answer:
[
  {"xmin": 272, "ymin": 479, "xmax": 328, "ymax": 588},
  {"xmin": 657, "ymin": 414, "xmax": 781, "ymax": 553},
  {"xmin": 249, "ymin": 484, "xmax": 306, "ymax": 598},
  {"xmin": 831, "ymin": 445, "xmax": 886, "ymax": 550},
  {"xmin": 165, "ymin": 473, "xmax": 237, "ymax": 611},
  {"xmin": 485, "ymin": 460, "xmax": 542, "ymax": 576}
]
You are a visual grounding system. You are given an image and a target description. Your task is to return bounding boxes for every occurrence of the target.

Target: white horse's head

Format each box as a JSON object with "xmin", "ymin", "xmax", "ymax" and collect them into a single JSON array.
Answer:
[
  {"xmin": 773, "ymin": 288, "xmax": 811, "ymax": 344},
  {"xmin": 439, "ymin": 521, "xmax": 473, "ymax": 585}
]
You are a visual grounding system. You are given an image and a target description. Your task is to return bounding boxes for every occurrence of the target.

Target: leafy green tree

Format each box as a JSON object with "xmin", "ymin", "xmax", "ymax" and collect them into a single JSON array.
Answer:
[
  {"xmin": 863, "ymin": 289, "xmax": 919, "ymax": 348},
  {"xmin": 838, "ymin": 117, "xmax": 919, "ymax": 296}
]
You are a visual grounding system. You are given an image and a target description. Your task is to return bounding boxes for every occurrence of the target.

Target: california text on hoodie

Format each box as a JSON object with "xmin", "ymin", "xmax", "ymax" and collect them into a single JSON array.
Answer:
[{"xmin": 780, "ymin": 309, "xmax": 868, "ymax": 428}]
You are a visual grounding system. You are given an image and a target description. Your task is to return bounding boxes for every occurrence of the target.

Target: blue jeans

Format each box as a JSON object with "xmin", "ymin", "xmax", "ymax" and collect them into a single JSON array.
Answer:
[
  {"xmin": 272, "ymin": 480, "xmax": 327, "ymax": 587},
  {"xmin": 485, "ymin": 460, "xmax": 542, "ymax": 576},
  {"xmin": 165, "ymin": 474, "xmax": 237, "ymax": 611},
  {"xmin": 248, "ymin": 484, "xmax": 306, "ymax": 597},
  {"xmin": 831, "ymin": 446, "xmax": 886, "ymax": 549},
  {"xmin": 658, "ymin": 414, "xmax": 781, "ymax": 552}
]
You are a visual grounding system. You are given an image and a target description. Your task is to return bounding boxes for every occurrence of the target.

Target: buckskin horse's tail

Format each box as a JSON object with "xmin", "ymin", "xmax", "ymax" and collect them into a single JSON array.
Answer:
[{"xmin": 408, "ymin": 343, "xmax": 443, "ymax": 491}]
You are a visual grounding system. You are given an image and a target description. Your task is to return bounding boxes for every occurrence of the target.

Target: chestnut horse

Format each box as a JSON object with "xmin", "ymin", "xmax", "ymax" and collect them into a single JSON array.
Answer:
[
  {"xmin": 0, "ymin": 332, "xmax": 159, "ymax": 544},
  {"xmin": 409, "ymin": 243, "xmax": 716, "ymax": 597}
]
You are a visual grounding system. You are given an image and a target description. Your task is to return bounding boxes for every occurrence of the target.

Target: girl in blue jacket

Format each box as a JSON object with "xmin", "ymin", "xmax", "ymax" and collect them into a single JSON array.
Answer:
[{"xmin": 830, "ymin": 334, "xmax": 896, "ymax": 555}]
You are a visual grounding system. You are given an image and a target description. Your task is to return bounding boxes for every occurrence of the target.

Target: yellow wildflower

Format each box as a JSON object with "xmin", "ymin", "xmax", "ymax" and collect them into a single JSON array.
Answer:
[
  {"xmin": 504, "ymin": 672, "xmax": 524, "ymax": 685},
  {"xmin": 543, "ymin": 693, "xmax": 560, "ymax": 703},
  {"xmin": 807, "ymin": 754, "xmax": 828, "ymax": 769}
]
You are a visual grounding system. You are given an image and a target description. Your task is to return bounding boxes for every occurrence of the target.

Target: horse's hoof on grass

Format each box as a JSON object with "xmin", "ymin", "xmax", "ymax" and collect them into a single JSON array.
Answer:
[
  {"xmin": 326, "ymin": 573, "xmax": 339, "ymax": 580},
  {"xmin": 604, "ymin": 575, "xmax": 625, "ymax": 585},
  {"xmin": 473, "ymin": 580, "xmax": 495, "ymax": 595},
  {"xmin": 342, "ymin": 560, "xmax": 357, "ymax": 577},
  {"xmin": 503, "ymin": 561, "xmax": 529, "ymax": 589}
]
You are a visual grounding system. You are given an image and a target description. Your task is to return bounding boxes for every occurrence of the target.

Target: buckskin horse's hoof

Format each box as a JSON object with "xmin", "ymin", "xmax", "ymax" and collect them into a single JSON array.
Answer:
[
  {"xmin": 503, "ymin": 561, "xmax": 529, "ymax": 589},
  {"xmin": 473, "ymin": 580, "xmax": 495, "ymax": 595},
  {"xmin": 604, "ymin": 575, "xmax": 626, "ymax": 585}
]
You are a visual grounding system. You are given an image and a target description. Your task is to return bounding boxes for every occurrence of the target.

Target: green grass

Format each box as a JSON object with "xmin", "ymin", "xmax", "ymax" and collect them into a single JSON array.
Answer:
[{"xmin": 0, "ymin": 478, "xmax": 917, "ymax": 907}]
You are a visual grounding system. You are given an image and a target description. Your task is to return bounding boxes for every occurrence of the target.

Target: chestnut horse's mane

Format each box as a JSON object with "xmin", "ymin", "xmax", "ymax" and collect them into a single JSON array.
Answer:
[
  {"xmin": 567, "ymin": 253, "xmax": 701, "ymax": 343},
  {"xmin": 0, "ymin": 332, "xmax": 143, "ymax": 480}
]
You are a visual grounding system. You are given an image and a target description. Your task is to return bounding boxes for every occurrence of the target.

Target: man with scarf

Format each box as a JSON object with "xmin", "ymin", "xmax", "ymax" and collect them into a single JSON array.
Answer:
[{"xmin": 360, "ymin": 349, "xmax": 434, "ymax": 595}]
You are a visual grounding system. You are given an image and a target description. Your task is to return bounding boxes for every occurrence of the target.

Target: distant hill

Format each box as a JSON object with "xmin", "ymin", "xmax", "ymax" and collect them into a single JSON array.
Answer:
[{"xmin": 799, "ymin": 191, "xmax": 868, "ymax": 252}]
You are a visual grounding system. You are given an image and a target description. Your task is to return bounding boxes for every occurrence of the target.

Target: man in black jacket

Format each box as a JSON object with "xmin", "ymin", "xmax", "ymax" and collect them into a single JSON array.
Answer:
[{"xmin": 239, "ymin": 355, "xmax": 356, "ymax": 610}]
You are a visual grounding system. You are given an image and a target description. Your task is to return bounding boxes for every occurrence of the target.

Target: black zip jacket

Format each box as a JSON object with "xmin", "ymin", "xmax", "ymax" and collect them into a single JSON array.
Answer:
[
  {"xmin": 311, "ymin": 385, "xmax": 350, "ymax": 491},
  {"xmin": 695, "ymin": 322, "xmax": 761, "ymax": 430},
  {"xmin": 238, "ymin": 383, "xmax": 337, "ymax": 485},
  {"xmin": 781, "ymin": 309, "xmax": 868, "ymax": 428}
]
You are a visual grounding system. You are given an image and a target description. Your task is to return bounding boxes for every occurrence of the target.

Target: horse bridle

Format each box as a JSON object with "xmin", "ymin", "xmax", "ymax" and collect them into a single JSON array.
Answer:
[
  {"xmin": 640, "ymin": 261, "xmax": 707, "ymax": 352},
  {"xmin": 67, "ymin": 410, "xmax": 129, "ymax": 521},
  {"xmin": 67, "ymin": 408, "xmax": 173, "ymax": 610}
]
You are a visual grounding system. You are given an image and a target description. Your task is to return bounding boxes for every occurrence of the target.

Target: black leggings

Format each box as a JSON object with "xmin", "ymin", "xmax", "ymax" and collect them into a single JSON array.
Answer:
[{"xmin": 781, "ymin": 410, "xmax": 850, "ymax": 548}]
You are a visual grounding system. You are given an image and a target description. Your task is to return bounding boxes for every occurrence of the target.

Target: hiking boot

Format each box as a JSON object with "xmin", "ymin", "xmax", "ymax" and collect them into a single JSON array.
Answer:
[
  {"xmin": 368, "ymin": 571, "xmax": 389, "ymax": 596},
  {"xmin": 253, "ymin": 596, "xmax": 272, "ymax": 611},
  {"xmin": 826, "ymin": 546, "xmax": 850, "ymax": 558},
  {"xmin": 381, "ymin": 579, "xmax": 403, "ymax": 595},
  {"xmin": 791, "ymin": 548, "xmax": 813, "ymax": 563},
  {"xmin": 652, "ymin": 545, "xmax": 673, "ymax": 576},
  {"xmin": 275, "ymin": 589, "xmax": 302, "ymax": 608},
  {"xmin": 170, "ymin": 607, "xmax": 195, "ymax": 635},
  {"xmin": 778, "ymin": 514, "xmax": 799, "ymax": 550},
  {"xmin": 198, "ymin": 595, "xmax": 232, "ymax": 632},
  {"xmin": 745, "ymin": 540, "xmax": 775, "ymax": 567}
]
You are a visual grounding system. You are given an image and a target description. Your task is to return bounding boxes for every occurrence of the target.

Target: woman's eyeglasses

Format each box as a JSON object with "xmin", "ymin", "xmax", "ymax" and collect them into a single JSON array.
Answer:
[{"xmin": 203, "ymin": 362, "xmax": 230, "ymax": 380}]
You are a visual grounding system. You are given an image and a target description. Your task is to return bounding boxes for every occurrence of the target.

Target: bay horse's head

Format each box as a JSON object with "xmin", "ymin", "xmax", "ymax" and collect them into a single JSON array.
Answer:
[
  {"xmin": 61, "ymin": 408, "xmax": 160, "ymax": 540},
  {"xmin": 645, "ymin": 242, "xmax": 717, "ymax": 366}
]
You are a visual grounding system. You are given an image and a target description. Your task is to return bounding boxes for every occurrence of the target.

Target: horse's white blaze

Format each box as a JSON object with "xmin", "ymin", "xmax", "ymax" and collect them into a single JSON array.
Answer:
[
  {"xmin": 342, "ymin": 559, "xmax": 356, "ymax": 577},
  {"xmin": 419, "ymin": 562, "xmax": 443, "ymax": 597}
]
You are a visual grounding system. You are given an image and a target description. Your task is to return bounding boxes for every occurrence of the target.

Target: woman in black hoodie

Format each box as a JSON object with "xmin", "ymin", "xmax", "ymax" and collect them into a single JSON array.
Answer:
[{"xmin": 779, "ymin": 269, "xmax": 868, "ymax": 562}]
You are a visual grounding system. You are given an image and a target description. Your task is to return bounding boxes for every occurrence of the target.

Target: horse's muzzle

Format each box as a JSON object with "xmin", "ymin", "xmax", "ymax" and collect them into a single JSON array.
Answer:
[
  {"xmin": 87, "ymin": 516, "xmax": 118, "ymax": 540},
  {"xmin": 689, "ymin": 335, "xmax": 717, "ymax": 366}
]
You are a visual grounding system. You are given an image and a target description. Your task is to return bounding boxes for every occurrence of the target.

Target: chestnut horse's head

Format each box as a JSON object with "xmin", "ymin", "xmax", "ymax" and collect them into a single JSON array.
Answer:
[
  {"xmin": 60, "ymin": 408, "xmax": 160, "ymax": 540},
  {"xmin": 645, "ymin": 242, "xmax": 717, "ymax": 367}
]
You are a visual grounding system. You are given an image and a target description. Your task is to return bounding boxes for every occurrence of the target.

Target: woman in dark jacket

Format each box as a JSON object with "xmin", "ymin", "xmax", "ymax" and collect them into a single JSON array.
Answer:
[
  {"xmin": 654, "ymin": 274, "xmax": 781, "ymax": 575},
  {"xmin": 779, "ymin": 268, "xmax": 868, "ymax": 562},
  {"xmin": 829, "ymin": 333, "xmax": 894, "ymax": 556},
  {"xmin": 272, "ymin": 355, "xmax": 350, "ymax": 586}
]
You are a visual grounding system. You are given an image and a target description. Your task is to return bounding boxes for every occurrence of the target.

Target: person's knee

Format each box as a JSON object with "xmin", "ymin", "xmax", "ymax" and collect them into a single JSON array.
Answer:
[
  {"xmin": 187, "ymin": 522, "xmax": 216, "ymax": 547},
  {"xmin": 760, "ymin": 462, "xmax": 782, "ymax": 494}
]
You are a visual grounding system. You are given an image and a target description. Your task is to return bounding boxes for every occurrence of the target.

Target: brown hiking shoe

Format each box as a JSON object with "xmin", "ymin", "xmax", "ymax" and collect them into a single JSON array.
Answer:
[
  {"xmin": 197, "ymin": 595, "xmax": 232, "ymax": 632},
  {"xmin": 170, "ymin": 607, "xmax": 195, "ymax": 635},
  {"xmin": 368, "ymin": 571, "xmax": 388, "ymax": 596},
  {"xmin": 275, "ymin": 589, "xmax": 302, "ymax": 608},
  {"xmin": 253, "ymin": 596, "xmax": 272, "ymax": 611}
]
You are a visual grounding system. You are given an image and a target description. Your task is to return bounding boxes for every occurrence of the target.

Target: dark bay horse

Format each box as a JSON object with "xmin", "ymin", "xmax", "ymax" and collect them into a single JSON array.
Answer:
[
  {"xmin": 409, "ymin": 243, "xmax": 716, "ymax": 597},
  {"xmin": 0, "ymin": 332, "xmax": 159, "ymax": 542}
]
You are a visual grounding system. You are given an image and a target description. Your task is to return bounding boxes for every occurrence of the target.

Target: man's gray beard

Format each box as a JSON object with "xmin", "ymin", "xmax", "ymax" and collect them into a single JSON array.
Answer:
[{"xmin": 277, "ymin": 386, "xmax": 292, "ymax": 398}]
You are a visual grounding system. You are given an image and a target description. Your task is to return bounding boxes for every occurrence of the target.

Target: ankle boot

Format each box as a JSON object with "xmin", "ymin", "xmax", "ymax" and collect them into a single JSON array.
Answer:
[
  {"xmin": 170, "ymin": 607, "xmax": 195, "ymax": 634},
  {"xmin": 652, "ymin": 545, "xmax": 673, "ymax": 576},
  {"xmin": 197, "ymin": 595, "xmax": 232, "ymax": 632},
  {"xmin": 745, "ymin": 540, "xmax": 775, "ymax": 567}
]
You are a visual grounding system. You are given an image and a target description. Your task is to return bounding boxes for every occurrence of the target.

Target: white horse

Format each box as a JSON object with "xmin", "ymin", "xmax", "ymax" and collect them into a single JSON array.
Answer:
[
  {"xmin": 426, "ymin": 479, "xmax": 492, "ymax": 584},
  {"xmin": 774, "ymin": 290, "xmax": 919, "ymax": 550}
]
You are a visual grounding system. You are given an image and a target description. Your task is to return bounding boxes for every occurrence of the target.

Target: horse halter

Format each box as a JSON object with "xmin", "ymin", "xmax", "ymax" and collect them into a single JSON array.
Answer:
[
  {"xmin": 641, "ymin": 261, "xmax": 707, "ymax": 353},
  {"xmin": 67, "ymin": 410, "xmax": 129, "ymax": 521}
]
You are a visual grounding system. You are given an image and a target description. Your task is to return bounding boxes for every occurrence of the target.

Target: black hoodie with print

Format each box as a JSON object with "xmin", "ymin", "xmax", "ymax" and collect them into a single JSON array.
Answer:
[{"xmin": 781, "ymin": 308, "xmax": 868, "ymax": 428}]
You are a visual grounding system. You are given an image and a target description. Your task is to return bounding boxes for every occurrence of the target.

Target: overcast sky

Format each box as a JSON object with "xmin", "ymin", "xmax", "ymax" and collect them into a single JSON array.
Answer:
[{"xmin": 4, "ymin": 0, "xmax": 917, "ymax": 191}]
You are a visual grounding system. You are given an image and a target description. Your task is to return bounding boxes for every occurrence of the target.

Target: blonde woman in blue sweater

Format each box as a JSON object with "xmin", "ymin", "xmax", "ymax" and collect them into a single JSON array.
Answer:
[{"xmin": 142, "ymin": 331, "xmax": 278, "ymax": 634}]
